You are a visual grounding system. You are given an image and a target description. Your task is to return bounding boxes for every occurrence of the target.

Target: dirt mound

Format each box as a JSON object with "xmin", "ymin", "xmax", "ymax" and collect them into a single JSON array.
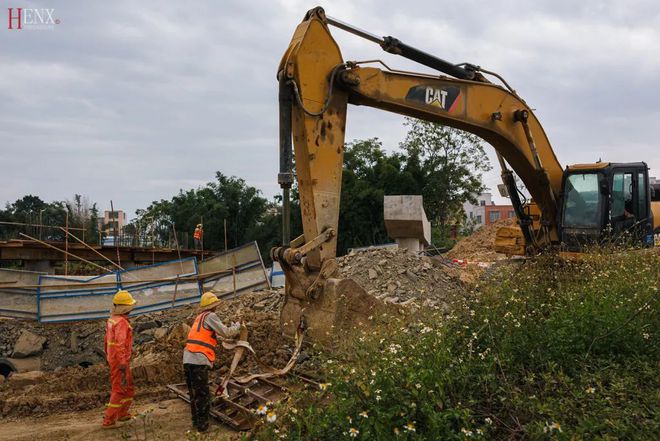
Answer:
[
  {"xmin": 0, "ymin": 289, "xmax": 295, "ymax": 419},
  {"xmin": 337, "ymin": 247, "xmax": 465, "ymax": 307},
  {"xmin": 447, "ymin": 218, "xmax": 516, "ymax": 262}
]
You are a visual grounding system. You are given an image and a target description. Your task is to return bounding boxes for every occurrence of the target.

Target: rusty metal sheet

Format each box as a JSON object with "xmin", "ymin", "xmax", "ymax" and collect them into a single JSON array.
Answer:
[{"xmin": 168, "ymin": 377, "xmax": 290, "ymax": 431}]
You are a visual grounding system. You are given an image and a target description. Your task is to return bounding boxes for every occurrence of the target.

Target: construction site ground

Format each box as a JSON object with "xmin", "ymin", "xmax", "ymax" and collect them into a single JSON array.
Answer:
[
  {"xmin": 0, "ymin": 222, "xmax": 509, "ymax": 440},
  {"xmin": 0, "ymin": 398, "xmax": 235, "ymax": 441}
]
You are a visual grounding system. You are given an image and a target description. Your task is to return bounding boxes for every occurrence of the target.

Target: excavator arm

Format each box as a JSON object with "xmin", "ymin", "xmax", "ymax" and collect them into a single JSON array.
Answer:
[
  {"xmin": 273, "ymin": 7, "xmax": 565, "ymax": 341},
  {"xmin": 277, "ymin": 7, "xmax": 564, "ymax": 257}
]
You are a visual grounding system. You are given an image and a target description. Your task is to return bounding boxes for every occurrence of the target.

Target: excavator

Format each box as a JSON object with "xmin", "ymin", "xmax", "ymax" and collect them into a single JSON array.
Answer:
[{"xmin": 272, "ymin": 7, "xmax": 660, "ymax": 342}]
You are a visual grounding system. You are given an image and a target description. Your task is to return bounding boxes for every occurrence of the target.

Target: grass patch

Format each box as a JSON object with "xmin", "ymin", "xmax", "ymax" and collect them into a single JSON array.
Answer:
[{"xmin": 253, "ymin": 250, "xmax": 659, "ymax": 440}]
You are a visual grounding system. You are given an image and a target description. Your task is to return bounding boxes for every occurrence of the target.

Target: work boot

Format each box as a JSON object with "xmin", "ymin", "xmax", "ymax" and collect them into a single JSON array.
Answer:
[
  {"xmin": 118, "ymin": 413, "xmax": 135, "ymax": 422},
  {"xmin": 101, "ymin": 421, "xmax": 124, "ymax": 430}
]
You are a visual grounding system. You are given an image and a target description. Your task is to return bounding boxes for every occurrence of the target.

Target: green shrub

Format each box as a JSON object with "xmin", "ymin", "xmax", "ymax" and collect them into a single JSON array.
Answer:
[{"xmin": 253, "ymin": 250, "xmax": 659, "ymax": 440}]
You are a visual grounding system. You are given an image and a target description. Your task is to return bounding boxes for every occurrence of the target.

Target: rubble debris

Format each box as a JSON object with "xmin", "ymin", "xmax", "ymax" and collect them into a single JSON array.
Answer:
[
  {"xmin": 447, "ymin": 218, "xmax": 516, "ymax": 263},
  {"xmin": 337, "ymin": 247, "xmax": 464, "ymax": 307},
  {"xmin": 5, "ymin": 370, "xmax": 45, "ymax": 388},
  {"xmin": 12, "ymin": 330, "xmax": 47, "ymax": 358},
  {"xmin": 153, "ymin": 327, "xmax": 168, "ymax": 340},
  {"xmin": 0, "ymin": 288, "xmax": 297, "ymax": 421}
]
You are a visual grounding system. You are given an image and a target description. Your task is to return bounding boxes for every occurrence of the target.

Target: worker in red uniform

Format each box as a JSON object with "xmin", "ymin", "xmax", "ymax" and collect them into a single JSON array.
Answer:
[
  {"xmin": 183, "ymin": 292, "xmax": 240, "ymax": 433},
  {"xmin": 102, "ymin": 289, "xmax": 137, "ymax": 429},
  {"xmin": 193, "ymin": 224, "xmax": 203, "ymax": 250}
]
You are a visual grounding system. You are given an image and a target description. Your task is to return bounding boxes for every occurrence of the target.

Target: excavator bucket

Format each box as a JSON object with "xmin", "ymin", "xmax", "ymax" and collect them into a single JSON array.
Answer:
[{"xmin": 280, "ymin": 277, "xmax": 387, "ymax": 345}]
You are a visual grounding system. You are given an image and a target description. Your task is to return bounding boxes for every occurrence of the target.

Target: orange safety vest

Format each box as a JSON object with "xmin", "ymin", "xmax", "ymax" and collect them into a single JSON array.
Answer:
[
  {"xmin": 194, "ymin": 228, "xmax": 202, "ymax": 240},
  {"xmin": 185, "ymin": 312, "xmax": 217, "ymax": 362}
]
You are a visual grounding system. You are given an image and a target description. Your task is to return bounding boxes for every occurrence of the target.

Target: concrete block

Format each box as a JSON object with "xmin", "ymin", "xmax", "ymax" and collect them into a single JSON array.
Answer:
[{"xmin": 384, "ymin": 195, "xmax": 431, "ymax": 250}]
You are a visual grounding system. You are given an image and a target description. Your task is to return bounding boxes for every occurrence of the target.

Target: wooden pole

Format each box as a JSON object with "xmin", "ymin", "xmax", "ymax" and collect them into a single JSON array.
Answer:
[
  {"xmin": 65, "ymin": 212, "xmax": 69, "ymax": 276},
  {"xmin": 200, "ymin": 215, "xmax": 204, "ymax": 261},
  {"xmin": 224, "ymin": 219, "xmax": 228, "ymax": 252},
  {"xmin": 151, "ymin": 218, "xmax": 155, "ymax": 265},
  {"xmin": 0, "ymin": 267, "xmax": 242, "ymax": 290},
  {"xmin": 19, "ymin": 233, "xmax": 112, "ymax": 273},
  {"xmin": 171, "ymin": 276, "xmax": 179, "ymax": 308},
  {"xmin": 232, "ymin": 254, "xmax": 237, "ymax": 297},
  {"xmin": 59, "ymin": 227, "xmax": 124, "ymax": 271},
  {"xmin": 172, "ymin": 223, "xmax": 185, "ymax": 276},
  {"xmin": 0, "ymin": 221, "xmax": 84, "ymax": 232},
  {"xmin": 110, "ymin": 200, "xmax": 121, "ymax": 268}
]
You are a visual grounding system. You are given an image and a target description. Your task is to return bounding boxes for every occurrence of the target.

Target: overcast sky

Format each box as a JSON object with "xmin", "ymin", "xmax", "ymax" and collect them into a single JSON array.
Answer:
[{"xmin": 1, "ymin": 0, "xmax": 659, "ymax": 218}]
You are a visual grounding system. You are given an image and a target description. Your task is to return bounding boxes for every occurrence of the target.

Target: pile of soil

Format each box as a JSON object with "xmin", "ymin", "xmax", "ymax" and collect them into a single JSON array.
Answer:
[
  {"xmin": 0, "ymin": 289, "xmax": 299, "ymax": 420},
  {"xmin": 337, "ymin": 247, "xmax": 465, "ymax": 307},
  {"xmin": 447, "ymin": 218, "xmax": 516, "ymax": 262}
]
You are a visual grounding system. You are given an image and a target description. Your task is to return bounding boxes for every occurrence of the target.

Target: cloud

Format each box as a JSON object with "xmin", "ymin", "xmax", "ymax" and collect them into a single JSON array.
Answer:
[{"xmin": 0, "ymin": 0, "xmax": 659, "ymax": 218}]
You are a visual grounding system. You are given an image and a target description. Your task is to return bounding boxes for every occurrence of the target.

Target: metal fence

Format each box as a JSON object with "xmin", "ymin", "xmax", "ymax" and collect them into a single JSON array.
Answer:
[
  {"xmin": 199, "ymin": 241, "xmax": 270, "ymax": 299},
  {"xmin": 0, "ymin": 258, "xmax": 202, "ymax": 323},
  {"xmin": 0, "ymin": 242, "xmax": 271, "ymax": 323}
]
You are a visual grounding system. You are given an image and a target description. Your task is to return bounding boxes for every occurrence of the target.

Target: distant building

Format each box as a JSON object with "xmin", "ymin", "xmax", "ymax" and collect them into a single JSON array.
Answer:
[
  {"xmin": 484, "ymin": 205, "xmax": 516, "ymax": 225},
  {"xmin": 100, "ymin": 210, "xmax": 126, "ymax": 236},
  {"xmin": 463, "ymin": 192, "xmax": 492, "ymax": 228},
  {"xmin": 463, "ymin": 192, "xmax": 516, "ymax": 228}
]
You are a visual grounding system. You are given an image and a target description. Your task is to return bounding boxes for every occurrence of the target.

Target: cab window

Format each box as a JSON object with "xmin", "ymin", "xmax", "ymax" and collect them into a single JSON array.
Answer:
[
  {"xmin": 611, "ymin": 172, "xmax": 633, "ymax": 219},
  {"xmin": 638, "ymin": 172, "xmax": 648, "ymax": 219},
  {"xmin": 562, "ymin": 173, "xmax": 603, "ymax": 227}
]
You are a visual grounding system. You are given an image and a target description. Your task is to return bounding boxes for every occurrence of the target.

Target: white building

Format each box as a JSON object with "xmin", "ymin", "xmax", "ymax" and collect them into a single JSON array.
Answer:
[{"xmin": 463, "ymin": 192, "xmax": 493, "ymax": 228}]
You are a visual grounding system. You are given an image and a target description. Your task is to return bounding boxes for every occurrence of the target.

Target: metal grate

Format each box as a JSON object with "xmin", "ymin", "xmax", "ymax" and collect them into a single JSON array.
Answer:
[{"xmin": 168, "ymin": 374, "xmax": 319, "ymax": 431}]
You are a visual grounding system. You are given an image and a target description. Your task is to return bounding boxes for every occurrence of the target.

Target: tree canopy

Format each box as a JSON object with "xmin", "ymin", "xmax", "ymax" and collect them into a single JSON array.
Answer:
[{"xmin": 0, "ymin": 119, "xmax": 491, "ymax": 261}]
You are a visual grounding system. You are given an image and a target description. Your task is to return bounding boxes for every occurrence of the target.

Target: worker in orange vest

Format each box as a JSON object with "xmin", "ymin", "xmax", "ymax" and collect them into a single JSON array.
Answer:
[
  {"xmin": 183, "ymin": 292, "xmax": 240, "ymax": 433},
  {"xmin": 102, "ymin": 290, "xmax": 137, "ymax": 429},
  {"xmin": 193, "ymin": 224, "xmax": 203, "ymax": 250}
]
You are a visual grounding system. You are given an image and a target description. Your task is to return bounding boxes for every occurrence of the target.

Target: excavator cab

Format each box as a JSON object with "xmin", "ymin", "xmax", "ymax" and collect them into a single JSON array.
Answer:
[{"xmin": 559, "ymin": 162, "xmax": 655, "ymax": 250}]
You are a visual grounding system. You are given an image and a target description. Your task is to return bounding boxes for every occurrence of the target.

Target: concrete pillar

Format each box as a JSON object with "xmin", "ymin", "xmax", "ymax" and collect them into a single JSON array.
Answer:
[{"xmin": 384, "ymin": 195, "xmax": 431, "ymax": 252}]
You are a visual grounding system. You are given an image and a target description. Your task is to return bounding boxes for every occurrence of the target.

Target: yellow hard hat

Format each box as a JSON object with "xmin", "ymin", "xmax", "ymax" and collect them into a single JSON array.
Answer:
[
  {"xmin": 113, "ymin": 290, "xmax": 136, "ymax": 306},
  {"xmin": 200, "ymin": 291, "xmax": 220, "ymax": 309}
]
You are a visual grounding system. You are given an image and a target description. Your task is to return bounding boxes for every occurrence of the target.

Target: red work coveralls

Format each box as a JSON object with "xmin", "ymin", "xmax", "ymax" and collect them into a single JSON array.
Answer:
[{"xmin": 103, "ymin": 314, "xmax": 134, "ymax": 425}]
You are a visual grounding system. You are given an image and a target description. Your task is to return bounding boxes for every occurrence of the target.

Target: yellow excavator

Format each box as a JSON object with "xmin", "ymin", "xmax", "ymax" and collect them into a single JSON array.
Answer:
[{"xmin": 272, "ymin": 7, "xmax": 660, "ymax": 342}]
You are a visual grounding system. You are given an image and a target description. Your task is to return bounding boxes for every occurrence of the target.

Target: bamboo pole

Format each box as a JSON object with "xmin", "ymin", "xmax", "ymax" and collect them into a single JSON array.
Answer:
[
  {"xmin": 151, "ymin": 218, "xmax": 155, "ymax": 265},
  {"xmin": 171, "ymin": 276, "xmax": 179, "ymax": 308},
  {"xmin": 232, "ymin": 254, "xmax": 237, "ymax": 297},
  {"xmin": 65, "ymin": 212, "xmax": 69, "ymax": 276},
  {"xmin": 0, "ymin": 267, "xmax": 236, "ymax": 290},
  {"xmin": 59, "ymin": 227, "xmax": 124, "ymax": 271},
  {"xmin": 224, "ymin": 219, "xmax": 228, "ymax": 252},
  {"xmin": 110, "ymin": 200, "xmax": 121, "ymax": 268},
  {"xmin": 19, "ymin": 233, "xmax": 112, "ymax": 273},
  {"xmin": 172, "ymin": 223, "xmax": 185, "ymax": 276},
  {"xmin": 0, "ymin": 220, "xmax": 85, "ymax": 231},
  {"xmin": 200, "ymin": 215, "xmax": 204, "ymax": 261}
]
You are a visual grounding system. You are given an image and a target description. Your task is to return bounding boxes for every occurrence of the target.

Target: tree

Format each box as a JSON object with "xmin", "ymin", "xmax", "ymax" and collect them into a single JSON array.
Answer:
[
  {"xmin": 135, "ymin": 172, "xmax": 274, "ymax": 256},
  {"xmin": 400, "ymin": 118, "xmax": 491, "ymax": 230},
  {"xmin": 336, "ymin": 138, "xmax": 410, "ymax": 254},
  {"xmin": 88, "ymin": 203, "xmax": 100, "ymax": 244}
]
